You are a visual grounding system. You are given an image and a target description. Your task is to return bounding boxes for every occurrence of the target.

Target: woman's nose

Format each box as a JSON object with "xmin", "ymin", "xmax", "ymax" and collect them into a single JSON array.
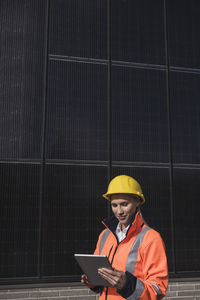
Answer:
[{"xmin": 117, "ymin": 206, "xmax": 123, "ymax": 214}]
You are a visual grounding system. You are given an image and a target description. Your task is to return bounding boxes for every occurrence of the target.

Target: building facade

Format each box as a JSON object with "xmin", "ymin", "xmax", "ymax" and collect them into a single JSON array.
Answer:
[{"xmin": 0, "ymin": 0, "xmax": 200, "ymax": 286}]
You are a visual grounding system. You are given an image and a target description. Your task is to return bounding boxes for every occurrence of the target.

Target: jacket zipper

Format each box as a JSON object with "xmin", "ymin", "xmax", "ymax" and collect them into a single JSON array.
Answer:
[
  {"xmin": 102, "ymin": 220, "xmax": 127, "ymax": 300},
  {"xmin": 103, "ymin": 213, "xmax": 141, "ymax": 300},
  {"xmin": 105, "ymin": 239, "xmax": 119, "ymax": 300}
]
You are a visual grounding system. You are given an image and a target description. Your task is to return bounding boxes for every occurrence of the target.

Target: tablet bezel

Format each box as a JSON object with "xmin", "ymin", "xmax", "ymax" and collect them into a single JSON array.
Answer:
[{"xmin": 74, "ymin": 254, "xmax": 113, "ymax": 286}]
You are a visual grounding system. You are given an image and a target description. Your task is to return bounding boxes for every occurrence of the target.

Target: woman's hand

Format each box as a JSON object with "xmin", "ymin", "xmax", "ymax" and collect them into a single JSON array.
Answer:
[
  {"xmin": 81, "ymin": 274, "xmax": 96, "ymax": 289},
  {"xmin": 98, "ymin": 268, "xmax": 126, "ymax": 290}
]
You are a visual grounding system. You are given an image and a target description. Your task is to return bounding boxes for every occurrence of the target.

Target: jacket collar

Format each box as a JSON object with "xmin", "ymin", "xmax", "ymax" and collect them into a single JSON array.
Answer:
[{"xmin": 102, "ymin": 210, "xmax": 144, "ymax": 237}]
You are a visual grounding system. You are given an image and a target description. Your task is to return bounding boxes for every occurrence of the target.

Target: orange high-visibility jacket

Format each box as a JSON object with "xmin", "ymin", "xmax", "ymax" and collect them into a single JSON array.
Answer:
[{"xmin": 94, "ymin": 211, "xmax": 168, "ymax": 300}]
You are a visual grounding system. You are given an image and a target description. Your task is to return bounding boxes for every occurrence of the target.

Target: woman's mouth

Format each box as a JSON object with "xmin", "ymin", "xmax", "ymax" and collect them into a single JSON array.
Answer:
[{"xmin": 118, "ymin": 215, "xmax": 126, "ymax": 220}]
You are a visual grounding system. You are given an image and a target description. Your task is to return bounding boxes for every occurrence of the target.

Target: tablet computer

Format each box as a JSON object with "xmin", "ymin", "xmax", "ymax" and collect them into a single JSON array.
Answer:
[{"xmin": 74, "ymin": 254, "xmax": 113, "ymax": 286}]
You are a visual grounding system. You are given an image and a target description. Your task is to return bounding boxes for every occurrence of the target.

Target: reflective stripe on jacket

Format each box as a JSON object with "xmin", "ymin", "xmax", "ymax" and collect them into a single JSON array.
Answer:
[{"xmin": 94, "ymin": 211, "xmax": 168, "ymax": 300}]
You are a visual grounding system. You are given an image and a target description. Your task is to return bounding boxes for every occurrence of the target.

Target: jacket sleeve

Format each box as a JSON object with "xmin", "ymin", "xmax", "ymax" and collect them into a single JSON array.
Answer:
[
  {"xmin": 131, "ymin": 232, "xmax": 168, "ymax": 300},
  {"xmin": 117, "ymin": 271, "xmax": 137, "ymax": 298},
  {"xmin": 93, "ymin": 230, "xmax": 106, "ymax": 255},
  {"xmin": 88, "ymin": 231, "xmax": 106, "ymax": 294}
]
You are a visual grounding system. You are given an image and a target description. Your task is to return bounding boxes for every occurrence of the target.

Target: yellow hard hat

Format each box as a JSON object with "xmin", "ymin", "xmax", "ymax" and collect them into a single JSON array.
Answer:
[{"xmin": 102, "ymin": 175, "xmax": 145, "ymax": 204}]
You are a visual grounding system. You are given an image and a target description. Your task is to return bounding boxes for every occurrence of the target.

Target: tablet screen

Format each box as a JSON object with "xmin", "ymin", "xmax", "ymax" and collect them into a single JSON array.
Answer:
[{"xmin": 74, "ymin": 254, "xmax": 113, "ymax": 286}]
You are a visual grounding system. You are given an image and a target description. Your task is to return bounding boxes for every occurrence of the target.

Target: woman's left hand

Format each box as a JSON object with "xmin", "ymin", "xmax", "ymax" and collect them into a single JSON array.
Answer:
[
  {"xmin": 81, "ymin": 274, "xmax": 96, "ymax": 289},
  {"xmin": 98, "ymin": 267, "xmax": 126, "ymax": 290}
]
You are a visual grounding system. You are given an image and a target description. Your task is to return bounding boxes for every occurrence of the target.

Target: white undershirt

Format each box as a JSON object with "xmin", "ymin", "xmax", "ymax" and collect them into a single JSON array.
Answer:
[{"xmin": 115, "ymin": 222, "xmax": 130, "ymax": 242}]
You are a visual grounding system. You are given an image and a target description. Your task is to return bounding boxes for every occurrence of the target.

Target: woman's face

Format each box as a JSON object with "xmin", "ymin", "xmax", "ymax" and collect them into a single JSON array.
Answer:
[{"xmin": 110, "ymin": 194, "xmax": 140, "ymax": 230}]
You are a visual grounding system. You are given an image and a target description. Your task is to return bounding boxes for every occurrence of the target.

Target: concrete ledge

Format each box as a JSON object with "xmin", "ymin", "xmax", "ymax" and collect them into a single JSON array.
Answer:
[
  {"xmin": 0, "ymin": 280, "xmax": 200, "ymax": 300},
  {"xmin": 0, "ymin": 286, "xmax": 98, "ymax": 300},
  {"xmin": 165, "ymin": 280, "xmax": 200, "ymax": 300}
]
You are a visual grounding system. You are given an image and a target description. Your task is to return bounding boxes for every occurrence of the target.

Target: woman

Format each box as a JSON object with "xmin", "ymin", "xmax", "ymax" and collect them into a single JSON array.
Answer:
[{"xmin": 81, "ymin": 175, "xmax": 168, "ymax": 300}]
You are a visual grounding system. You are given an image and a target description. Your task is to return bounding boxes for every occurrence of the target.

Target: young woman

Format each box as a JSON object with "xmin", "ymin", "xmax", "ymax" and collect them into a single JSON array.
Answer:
[{"xmin": 81, "ymin": 175, "xmax": 168, "ymax": 300}]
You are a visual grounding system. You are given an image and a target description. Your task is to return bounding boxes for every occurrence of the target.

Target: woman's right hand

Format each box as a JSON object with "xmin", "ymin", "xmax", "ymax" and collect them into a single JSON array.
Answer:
[{"xmin": 81, "ymin": 274, "xmax": 96, "ymax": 289}]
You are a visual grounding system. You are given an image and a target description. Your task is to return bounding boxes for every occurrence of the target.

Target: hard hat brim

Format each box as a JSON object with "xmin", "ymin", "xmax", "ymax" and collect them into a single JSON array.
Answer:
[{"xmin": 102, "ymin": 192, "xmax": 145, "ymax": 204}]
